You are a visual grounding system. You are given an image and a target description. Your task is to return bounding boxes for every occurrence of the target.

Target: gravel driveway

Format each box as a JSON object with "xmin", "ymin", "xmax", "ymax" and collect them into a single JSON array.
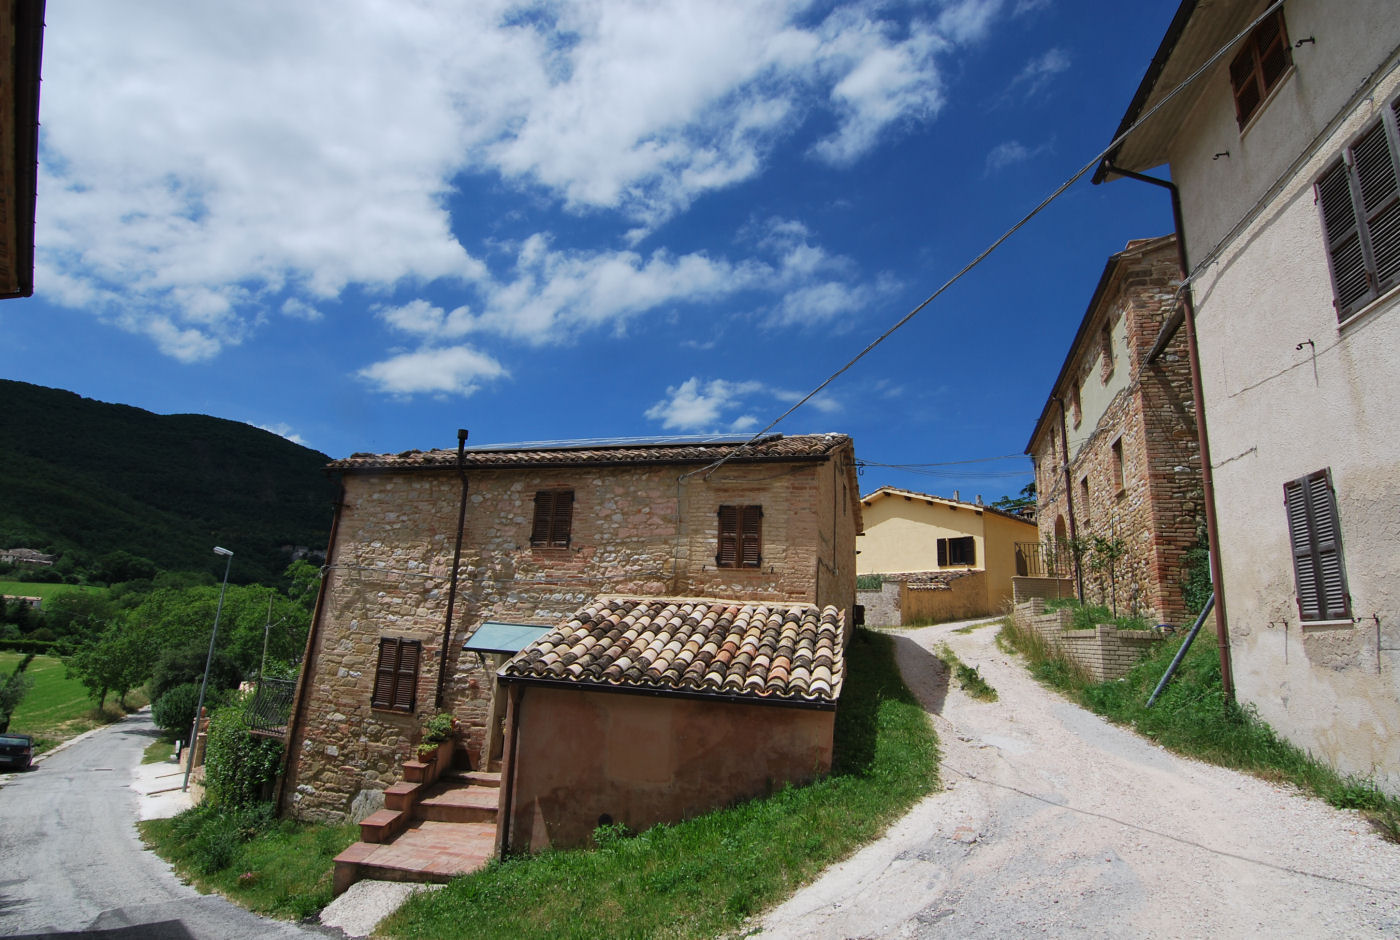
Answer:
[{"xmin": 755, "ymin": 618, "xmax": 1400, "ymax": 938}]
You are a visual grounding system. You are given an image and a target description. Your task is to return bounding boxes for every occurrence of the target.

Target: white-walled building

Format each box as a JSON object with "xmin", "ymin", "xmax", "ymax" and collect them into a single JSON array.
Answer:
[{"xmin": 1099, "ymin": 0, "xmax": 1400, "ymax": 792}]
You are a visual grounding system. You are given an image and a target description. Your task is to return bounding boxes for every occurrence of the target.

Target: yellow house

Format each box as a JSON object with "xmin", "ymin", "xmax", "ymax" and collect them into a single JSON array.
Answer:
[{"xmin": 857, "ymin": 487, "xmax": 1037, "ymax": 621}]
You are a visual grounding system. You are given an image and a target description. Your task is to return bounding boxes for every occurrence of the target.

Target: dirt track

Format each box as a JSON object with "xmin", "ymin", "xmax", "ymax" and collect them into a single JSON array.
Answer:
[{"xmin": 753, "ymin": 618, "xmax": 1400, "ymax": 939}]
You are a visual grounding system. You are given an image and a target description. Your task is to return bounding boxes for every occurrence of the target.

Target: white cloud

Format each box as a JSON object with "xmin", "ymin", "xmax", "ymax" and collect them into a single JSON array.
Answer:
[
  {"xmin": 256, "ymin": 422, "xmax": 308, "ymax": 446},
  {"xmin": 41, "ymin": 1, "xmax": 1018, "ymax": 363},
  {"xmin": 358, "ymin": 346, "xmax": 508, "ymax": 397},
  {"xmin": 645, "ymin": 376, "xmax": 841, "ymax": 431},
  {"xmin": 984, "ymin": 138, "xmax": 1052, "ymax": 174},
  {"xmin": 1007, "ymin": 47, "xmax": 1070, "ymax": 97},
  {"xmin": 646, "ymin": 378, "xmax": 766, "ymax": 432}
]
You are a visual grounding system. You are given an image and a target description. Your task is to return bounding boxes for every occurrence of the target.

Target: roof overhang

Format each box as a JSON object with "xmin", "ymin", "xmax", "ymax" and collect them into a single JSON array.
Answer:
[{"xmin": 1093, "ymin": 1, "xmax": 1275, "ymax": 183}]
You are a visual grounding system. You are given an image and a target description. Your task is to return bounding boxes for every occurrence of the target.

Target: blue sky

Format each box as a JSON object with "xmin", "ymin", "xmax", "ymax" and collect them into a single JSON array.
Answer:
[{"xmin": 6, "ymin": 0, "xmax": 1179, "ymax": 504}]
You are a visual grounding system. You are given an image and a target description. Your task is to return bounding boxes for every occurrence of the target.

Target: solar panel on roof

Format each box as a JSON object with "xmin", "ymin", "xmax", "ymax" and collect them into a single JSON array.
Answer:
[{"xmin": 461, "ymin": 433, "xmax": 783, "ymax": 453}]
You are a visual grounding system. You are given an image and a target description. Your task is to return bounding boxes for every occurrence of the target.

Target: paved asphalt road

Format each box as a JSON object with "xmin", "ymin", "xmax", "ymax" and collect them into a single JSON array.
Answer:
[{"xmin": 0, "ymin": 712, "xmax": 325, "ymax": 940}]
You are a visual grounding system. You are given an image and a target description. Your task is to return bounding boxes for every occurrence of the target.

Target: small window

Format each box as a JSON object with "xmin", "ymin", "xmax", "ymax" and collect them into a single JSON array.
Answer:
[
  {"xmin": 1316, "ymin": 96, "xmax": 1400, "ymax": 321},
  {"xmin": 1111, "ymin": 438, "xmax": 1126, "ymax": 493},
  {"xmin": 1070, "ymin": 383, "xmax": 1082, "ymax": 428},
  {"xmin": 530, "ymin": 489, "xmax": 574, "ymax": 548},
  {"xmin": 1284, "ymin": 469, "xmax": 1351, "ymax": 622},
  {"xmin": 937, "ymin": 536, "xmax": 975, "ymax": 567},
  {"xmin": 716, "ymin": 505, "xmax": 762, "ymax": 568},
  {"xmin": 1229, "ymin": 9, "xmax": 1291, "ymax": 128},
  {"xmin": 372, "ymin": 637, "xmax": 421, "ymax": 712},
  {"xmin": 1099, "ymin": 325, "xmax": 1114, "ymax": 383}
]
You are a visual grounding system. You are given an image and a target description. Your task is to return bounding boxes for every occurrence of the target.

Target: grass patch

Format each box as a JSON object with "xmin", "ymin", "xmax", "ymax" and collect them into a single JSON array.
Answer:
[
  {"xmin": 143, "ymin": 738, "xmax": 176, "ymax": 764},
  {"xmin": 1040, "ymin": 598, "xmax": 1150, "ymax": 631},
  {"xmin": 935, "ymin": 644, "xmax": 997, "ymax": 701},
  {"xmin": 952, "ymin": 620, "xmax": 996, "ymax": 635},
  {"xmin": 1000, "ymin": 615, "xmax": 1400, "ymax": 842},
  {"xmin": 0, "ymin": 653, "xmax": 144, "ymax": 751},
  {"xmin": 140, "ymin": 803, "xmax": 359, "ymax": 919},
  {"xmin": 0, "ymin": 581, "xmax": 105, "ymax": 602},
  {"xmin": 382, "ymin": 628, "xmax": 938, "ymax": 939}
]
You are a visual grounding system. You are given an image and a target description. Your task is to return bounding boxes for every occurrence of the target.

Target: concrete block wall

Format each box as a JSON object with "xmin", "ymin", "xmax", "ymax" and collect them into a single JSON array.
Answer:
[{"xmin": 1013, "ymin": 598, "xmax": 1164, "ymax": 682}]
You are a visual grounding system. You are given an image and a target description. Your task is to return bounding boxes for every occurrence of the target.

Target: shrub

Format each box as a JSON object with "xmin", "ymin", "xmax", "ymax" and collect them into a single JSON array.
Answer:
[
  {"xmin": 152, "ymin": 682, "xmax": 202, "ymax": 738},
  {"xmin": 203, "ymin": 695, "xmax": 283, "ymax": 809}
]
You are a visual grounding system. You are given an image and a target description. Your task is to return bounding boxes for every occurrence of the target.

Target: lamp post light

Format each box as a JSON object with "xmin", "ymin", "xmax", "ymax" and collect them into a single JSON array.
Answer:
[{"xmin": 182, "ymin": 546, "xmax": 233, "ymax": 792}]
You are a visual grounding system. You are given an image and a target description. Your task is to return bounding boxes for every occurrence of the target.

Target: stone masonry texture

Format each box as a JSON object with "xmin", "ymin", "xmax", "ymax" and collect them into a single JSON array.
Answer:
[
  {"xmin": 1029, "ymin": 237, "xmax": 1202, "ymax": 625},
  {"xmin": 285, "ymin": 440, "xmax": 860, "ymax": 821}
]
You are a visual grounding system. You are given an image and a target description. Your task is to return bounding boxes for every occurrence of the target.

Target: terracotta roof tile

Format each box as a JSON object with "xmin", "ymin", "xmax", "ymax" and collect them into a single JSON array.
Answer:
[
  {"xmin": 331, "ymin": 433, "xmax": 851, "ymax": 472},
  {"xmin": 500, "ymin": 597, "xmax": 845, "ymax": 705}
]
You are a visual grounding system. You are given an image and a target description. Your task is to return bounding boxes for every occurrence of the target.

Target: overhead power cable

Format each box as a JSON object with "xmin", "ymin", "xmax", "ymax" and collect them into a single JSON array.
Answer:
[{"xmin": 694, "ymin": 0, "xmax": 1284, "ymax": 481}]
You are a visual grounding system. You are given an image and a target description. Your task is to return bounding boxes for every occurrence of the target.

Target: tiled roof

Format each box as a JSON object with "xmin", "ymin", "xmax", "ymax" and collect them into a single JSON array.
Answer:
[
  {"xmin": 500, "ymin": 597, "xmax": 845, "ymax": 706},
  {"xmin": 330, "ymin": 433, "xmax": 850, "ymax": 472},
  {"xmin": 860, "ymin": 485, "xmax": 1034, "ymax": 524}
]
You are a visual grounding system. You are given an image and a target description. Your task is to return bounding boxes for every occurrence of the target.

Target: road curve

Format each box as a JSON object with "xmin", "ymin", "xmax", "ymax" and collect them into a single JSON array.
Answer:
[
  {"xmin": 0, "ymin": 711, "xmax": 325, "ymax": 939},
  {"xmin": 755, "ymin": 618, "xmax": 1400, "ymax": 939}
]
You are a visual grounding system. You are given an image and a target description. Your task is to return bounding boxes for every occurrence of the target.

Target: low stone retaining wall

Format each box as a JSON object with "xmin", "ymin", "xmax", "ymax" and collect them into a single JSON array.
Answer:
[
  {"xmin": 1012, "ymin": 597, "xmax": 1163, "ymax": 681},
  {"xmin": 857, "ymin": 570, "xmax": 991, "ymax": 626}
]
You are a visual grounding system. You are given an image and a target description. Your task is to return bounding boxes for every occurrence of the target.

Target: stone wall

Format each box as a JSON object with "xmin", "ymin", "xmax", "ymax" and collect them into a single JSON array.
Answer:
[
  {"xmin": 856, "ymin": 581, "xmax": 900, "ymax": 627},
  {"xmin": 1011, "ymin": 576, "xmax": 1075, "ymax": 605},
  {"xmin": 285, "ymin": 447, "xmax": 858, "ymax": 822},
  {"xmin": 1029, "ymin": 237, "xmax": 1201, "ymax": 625},
  {"xmin": 902, "ymin": 571, "xmax": 989, "ymax": 624},
  {"xmin": 1012, "ymin": 598, "xmax": 1164, "ymax": 681}
]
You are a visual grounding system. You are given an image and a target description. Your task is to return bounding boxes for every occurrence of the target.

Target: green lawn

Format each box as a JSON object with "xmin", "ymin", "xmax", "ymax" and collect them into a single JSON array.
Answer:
[
  {"xmin": 0, "ymin": 652, "xmax": 141, "ymax": 750},
  {"xmin": 0, "ymin": 581, "xmax": 105, "ymax": 602}
]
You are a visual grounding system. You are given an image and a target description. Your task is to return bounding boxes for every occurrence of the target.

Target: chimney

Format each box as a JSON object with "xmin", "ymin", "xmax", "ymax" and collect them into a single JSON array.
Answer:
[
  {"xmin": 953, "ymin": 490, "xmax": 960, "ymax": 502},
  {"xmin": 977, "ymin": 494, "xmax": 983, "ymax": 505}
]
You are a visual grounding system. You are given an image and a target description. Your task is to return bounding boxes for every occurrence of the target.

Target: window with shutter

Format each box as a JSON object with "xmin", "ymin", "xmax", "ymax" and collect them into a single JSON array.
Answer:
[
  {"xmin": 371, "ymin": 637, "xmax": 422, "ymax": 712},
  {"xmin": 530, "ymin": 489, "xmax": 574, "ymax": 548},
  {"xmin": 1283, "ymin": 469, "xmax": 1351, "ymax": 622},
  {"xmin": 716, "ymin": 505, "xmax": 761, "ymax": 568},
  {"xmin": 1229, "ymin": 10, "xmax": 1292, "ymax": 128},
  {"xmin": 936, "ymin": 536, "xmax": 976, "ymax": 567},
  {"xmin": 1316, "ymin": 96, "xmax": 1400, "ymax": 321}
]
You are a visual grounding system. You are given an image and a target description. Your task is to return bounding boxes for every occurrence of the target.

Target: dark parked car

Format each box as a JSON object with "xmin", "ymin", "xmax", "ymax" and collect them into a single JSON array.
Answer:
[{"xmin": 0, "ymin": 733, "xmax": 34, "ymax": 770}]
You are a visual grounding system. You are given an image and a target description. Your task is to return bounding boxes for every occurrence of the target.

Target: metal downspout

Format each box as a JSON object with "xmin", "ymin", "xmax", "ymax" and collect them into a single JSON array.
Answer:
[
  {"xmin": 436, "ymin": 429, "xmax": 470, "ymax": 710},
  {"xmin": 275, "ymin": 477, "xmax": 346, "ymax": 815},
  {"xmin": 1058, "ymin": 397, "xmax": 1084, "ymax": 601},
  {"xmin": 1097, "ymin": 164, "xmax": 1234, "ymax": 701}
]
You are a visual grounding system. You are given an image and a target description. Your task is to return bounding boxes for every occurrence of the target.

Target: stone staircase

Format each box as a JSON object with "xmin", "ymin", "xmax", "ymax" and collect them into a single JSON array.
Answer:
[{"xmin": 333, "ymin": 754, "xmax": 501, "ymax": 895}]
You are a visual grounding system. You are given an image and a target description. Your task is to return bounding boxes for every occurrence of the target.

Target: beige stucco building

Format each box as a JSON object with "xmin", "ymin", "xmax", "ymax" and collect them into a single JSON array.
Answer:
[
  {"xmin": 1026, "ymin": 235, "xmax": 1203, "ymax": 625},
  {"xmin": 856, "ymin": 486, "xmax": 1037, "ymax": 622},
  {"xmin": 1100, "ymin": 0, "xmax": 1400, "ymax": 792},
  {"xmin": 282, "ymin": 433, "xmax": 862, "ymax": 828}
]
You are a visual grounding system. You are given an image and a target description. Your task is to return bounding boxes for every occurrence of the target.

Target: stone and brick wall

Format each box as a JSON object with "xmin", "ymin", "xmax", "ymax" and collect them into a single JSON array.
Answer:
[
  {"xmin": 285, "ymin": 444, "xmax": 858, "ymax": 822},
  {"xmin": 1012, "ymin": 598, "xmax": 1164, "ymax": 681},
  {"xmin": 1029, "ymin": 237, "xmax": 1201, "ymax": 625}
]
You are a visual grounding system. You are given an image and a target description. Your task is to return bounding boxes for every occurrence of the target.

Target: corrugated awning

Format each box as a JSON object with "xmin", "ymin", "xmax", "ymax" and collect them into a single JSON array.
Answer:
[{"xmin": 463, "ymin": 621, "xmax": 553, "ymax": 655}]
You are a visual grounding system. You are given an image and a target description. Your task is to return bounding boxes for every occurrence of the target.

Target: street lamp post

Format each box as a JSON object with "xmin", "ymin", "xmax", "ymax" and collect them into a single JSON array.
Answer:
[{"xmin": 182, "ymin": 546, "xmax": 233, "ymax": 792}]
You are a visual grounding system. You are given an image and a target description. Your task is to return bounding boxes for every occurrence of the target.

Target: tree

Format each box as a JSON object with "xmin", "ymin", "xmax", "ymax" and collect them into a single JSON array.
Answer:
[
  {"xmin": 92, "ymin": 550, "xmax": 159, "ymax": 586},
  {"xmin": 991, "ymin": 482, "xmax": 1036, "ymax": 515},
  {"xmin": 0, "ymin": 654, "xmax": 35, "ymax": 733},
  {"xmin": 66, "ymin": 624, "xmax": 148, "ymax": 708},
  {"xmin": 1089, "ymin": 534, "xmax": 1128, "ymax": 616}
]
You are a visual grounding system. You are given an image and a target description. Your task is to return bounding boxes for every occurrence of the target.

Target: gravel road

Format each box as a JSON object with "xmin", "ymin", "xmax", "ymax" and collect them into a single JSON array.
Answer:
[{"xmin": 755, "ymin": 617, "xmax": 1400, "ymax": 939}]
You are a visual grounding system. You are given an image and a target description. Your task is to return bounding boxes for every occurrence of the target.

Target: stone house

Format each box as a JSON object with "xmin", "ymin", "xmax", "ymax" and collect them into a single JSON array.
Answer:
[
  {"xmin": 1025, "ymin": 235, "xmax": 1202, "ymax": 625},
  {"xmin": 855, "ymin": 486, "xmax": 1038, "ymax": 623},
  {"xmin": 1097, "ymin": 0, "xmax": 1400, "ymax": 792},
  {"xmin": 281, "ymin": 433, "xmax": 861, "ymax": 830}
]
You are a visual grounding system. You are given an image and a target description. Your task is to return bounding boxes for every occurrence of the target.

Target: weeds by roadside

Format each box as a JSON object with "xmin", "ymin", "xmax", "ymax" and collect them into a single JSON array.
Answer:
[
  {"xmin": 935, "ymin": 643, "xmax": 997, "ymax": 701},
  {"xmin": 140, "ymin": 803, "xmax": 359, "ymax": 919},
  {"xmin": 999, "ymin": 614, "xmax": 1400, "ymax": 842}
]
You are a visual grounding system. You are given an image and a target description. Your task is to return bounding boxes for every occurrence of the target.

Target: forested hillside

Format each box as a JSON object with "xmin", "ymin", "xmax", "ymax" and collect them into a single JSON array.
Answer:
[{"xmin": 0, "ymin": 380, "xmax": 338, "ymax": 582}]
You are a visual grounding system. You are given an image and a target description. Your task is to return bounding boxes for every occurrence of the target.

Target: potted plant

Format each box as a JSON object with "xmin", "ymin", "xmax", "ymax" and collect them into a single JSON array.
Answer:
[{"xmin": 416, "ymin": 712, "xmax": 457, "ymax": 777}]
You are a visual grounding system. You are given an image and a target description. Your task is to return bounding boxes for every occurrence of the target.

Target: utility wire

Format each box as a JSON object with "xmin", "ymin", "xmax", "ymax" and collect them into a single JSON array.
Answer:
[{"xmin": 696, "ymin": 0, "xmax": 1284, "ymax": 481}]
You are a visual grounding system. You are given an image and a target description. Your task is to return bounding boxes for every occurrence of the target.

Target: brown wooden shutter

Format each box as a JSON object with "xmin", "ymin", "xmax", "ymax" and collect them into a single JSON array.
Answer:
[
  {"xmin": 531, "ymin": 490, "xmax": 574, "ymax": 547},
  {"xmin": 1284, "ymin": 470, "xmax": 1351, "ymax": 622},
  {"xmin": 739, "ymin": 505, "xmax": 762, "ymax": 568},
  {"xmin": 394, "ymin": 640, "xmax": 421, "ymax": 712},
  {"xmin": 1353, "ymin": 117, "xmax": 1400, "ymax": 298},
  {"xmin": 371, "ymin": 638, "xmax": 399, "ymax": 709},
  {"xmin": 716, "ymin": 505, "xmax": 738, "ymax": 567},
  {"xmin": 937, "ymin": 538, "xmax": 948, "ymax": 567}
]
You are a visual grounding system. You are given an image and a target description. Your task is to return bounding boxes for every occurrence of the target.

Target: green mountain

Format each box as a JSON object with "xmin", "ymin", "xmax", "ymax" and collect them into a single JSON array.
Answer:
[{"xmin": 0, "ymin": 380, "xmax": 338, "ymax": 583}]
